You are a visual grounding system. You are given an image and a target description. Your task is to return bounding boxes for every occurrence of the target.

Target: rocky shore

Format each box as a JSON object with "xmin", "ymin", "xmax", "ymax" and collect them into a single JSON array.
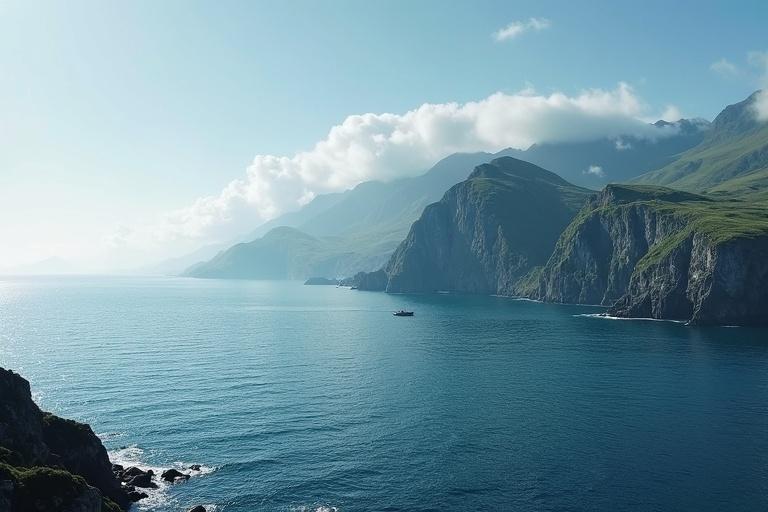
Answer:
[{"xmin": 0, "ymin": 367, "xmax": 208, "ymax": 512}]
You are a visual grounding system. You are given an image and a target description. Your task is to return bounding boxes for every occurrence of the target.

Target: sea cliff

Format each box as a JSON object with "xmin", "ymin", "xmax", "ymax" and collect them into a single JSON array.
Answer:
[
  {"xmin": 360, "ymin": 157, "xmax": 591, "ymax": 294},
  {"xmin": 0, "ymin": 367, "xmax": 127, "ymax": 512},
  {"xmin": 529, "ymin": 185, "xmax": 768, "ymax": 325}
]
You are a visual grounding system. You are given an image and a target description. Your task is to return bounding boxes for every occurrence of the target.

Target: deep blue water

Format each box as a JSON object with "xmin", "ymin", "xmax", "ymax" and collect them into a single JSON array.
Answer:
[{"xmin": 1, "ymin": 276, "xmax": 768, "ymax": 512}]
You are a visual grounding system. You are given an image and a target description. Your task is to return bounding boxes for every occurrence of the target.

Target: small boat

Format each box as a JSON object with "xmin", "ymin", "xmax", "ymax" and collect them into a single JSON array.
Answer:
[{"xmin": 393, "ymin": 310, "xmax": 414, "ymax": 317}]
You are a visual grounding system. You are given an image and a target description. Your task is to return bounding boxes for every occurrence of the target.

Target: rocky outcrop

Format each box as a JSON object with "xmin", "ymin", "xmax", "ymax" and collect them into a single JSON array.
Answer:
[
  {"xmin": 529, "ymin": 186, "xmax": 700, "ymax": 305},
  {"xmin": 349, "ymin": 269, "xmax": 388, "ymax": 291},
  {"xmin": 530, "ymin": 184, "xmax": 768, "ymax": 325},
  {"xmin": 608, "ymin": 233, "xmax": 768, "ymax": 325},
  {"xmin": 0, "ymin": 367, "xmax": 128, "ymax": 511},
  {"xmin": 362, "ymin": 157, "xmax": 591, "ymax": 294}
]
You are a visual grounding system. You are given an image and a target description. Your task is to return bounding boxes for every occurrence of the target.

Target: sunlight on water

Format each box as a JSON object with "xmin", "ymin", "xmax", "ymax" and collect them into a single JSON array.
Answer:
[{"xmin": 2, "ymin": 276, "xmax": 768, "ymax": 511}]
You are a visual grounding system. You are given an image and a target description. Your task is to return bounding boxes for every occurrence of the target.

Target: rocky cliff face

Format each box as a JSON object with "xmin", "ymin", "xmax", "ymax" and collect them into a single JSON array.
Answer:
[
  {"xmin": 0, "ymin": 367, "xmax": 127, "ymax": 512},
  {"xmin": 609, "ymin": 233, "xmax": 768, "ymax": 325},
  {"xmin": 364, "ymin": 157, "xmax": 591, "ymax": 294},
  {"xmin": 530, "ymin": 184, "xmax": 768, "ymax": 325}
]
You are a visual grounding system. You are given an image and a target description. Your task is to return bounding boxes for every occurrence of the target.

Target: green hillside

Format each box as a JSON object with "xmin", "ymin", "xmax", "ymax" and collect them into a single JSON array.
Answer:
[{"xmin": 636, "ymin": 91, "xmax": 768, "ymax": 196}]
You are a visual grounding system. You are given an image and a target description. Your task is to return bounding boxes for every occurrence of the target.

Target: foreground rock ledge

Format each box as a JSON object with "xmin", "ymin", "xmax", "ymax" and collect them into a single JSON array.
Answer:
[{"xmin": 0, "ymin": 366, "xmax": 211, "ymax": 512}]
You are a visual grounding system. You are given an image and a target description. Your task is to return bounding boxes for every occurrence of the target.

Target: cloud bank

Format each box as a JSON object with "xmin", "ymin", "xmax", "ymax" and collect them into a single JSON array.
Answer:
[
  {"xmin": 748, "ymin": 51, "xmax": 768, "ymax": 121},
  {"xmin": 132, "ymin": 83, "xmax": 683, "ymax": 245},
  {"xmin": 493, "ymin": 18, "xmax": 551, "ymax": 42}
]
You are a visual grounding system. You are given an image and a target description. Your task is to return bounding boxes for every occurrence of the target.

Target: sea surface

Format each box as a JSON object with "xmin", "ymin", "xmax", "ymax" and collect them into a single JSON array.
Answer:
[{"xmin": 1, "ymin": 276, "xmax": 768, "ymax": 512}]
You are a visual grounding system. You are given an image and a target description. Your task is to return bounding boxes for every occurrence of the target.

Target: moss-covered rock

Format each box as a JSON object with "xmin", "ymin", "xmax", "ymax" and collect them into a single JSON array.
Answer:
[{"xmin": 0, "ymin": 368, "xmax": 129, "ymax": 511}]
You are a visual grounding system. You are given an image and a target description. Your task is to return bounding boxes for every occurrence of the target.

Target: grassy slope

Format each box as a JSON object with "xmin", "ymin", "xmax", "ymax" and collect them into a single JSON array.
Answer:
[
  {"xmin": 637, "ymin": 128, "xmax": 768, "ymax": 192},
  {"xmin": 635, "ymin": 92, "xmax": 768, "ymax": 196}
]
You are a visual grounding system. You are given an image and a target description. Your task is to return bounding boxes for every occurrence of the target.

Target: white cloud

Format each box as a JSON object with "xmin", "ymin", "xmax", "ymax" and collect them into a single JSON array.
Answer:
[
  {"xmin": 711, "ymin": 50, "xmax": 768, "ymax": 122},
  {"xmin": 124, "ymin": 83, "xmax": 683, "ymax": 246},
  {"xmin": 493, "ymin": 18, "xmax": 551, "ymax": 42},
  {"xmin": 660, "ymin": 105, "xmax": 683, "ymax": 122},
  {"xmin": 754, "ymin": 91, "xmax": 768, "ymax": 121},
  {"xmin": 584, "ymin": 165, "xmax": 605, "ymax": 178},
  {"xmin": 710, "ymin": 58, "xmax": 739, "ymax": 76},
  {"xmin": 748, "ymin": 51, "xmax": 768, "ymax": 121},
  {"xmin": 614, "ymin": 138, "xmax": 632, "ymax": 151}
]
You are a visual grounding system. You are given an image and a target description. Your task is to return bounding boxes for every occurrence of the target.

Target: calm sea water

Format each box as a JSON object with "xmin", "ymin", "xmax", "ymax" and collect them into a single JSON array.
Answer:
[{"xmin": 1, "ymin": 276, "xmax": 767, "ymax": 512}]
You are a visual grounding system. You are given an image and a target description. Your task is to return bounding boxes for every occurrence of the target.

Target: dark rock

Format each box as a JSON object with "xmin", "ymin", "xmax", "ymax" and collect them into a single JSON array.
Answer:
[
  {"xmin": 348, "ymin": 269, "xmax": 387, "ymax": 291},
  {"xmin": 0, "ymin": 367, "xmax": 130, "ymax": 510},
  {"xmin": 122, "ymin": 466, "xmax": 145, "ymax": 478},
  {"xmin": 375, "ymin": 157, "xmax": 591, "ymax": 295},
  {"xmin": 111, "ymin": 463, "xmax": 124, "ymax": 473},
  {"xmin": 189, "ymin": 464, "xmax": 201, "ymax": 471},
  {"xmin": 127, "ymin": 490, "xmax": 149, "ymax": 502},
  {"xmin": 530, "ymin": 184, "xmax": 768, "ymax": 325},
  {"xmin": 161, "ymin": 468, "xmax": 190, "ymax": 482},
  {"xmin": 188, "ymin": 506, "xmax": 207, "ymax": 512},
  {"xmin": 128, "ymin": 472, "xmax": 156, "ymax": 489}
]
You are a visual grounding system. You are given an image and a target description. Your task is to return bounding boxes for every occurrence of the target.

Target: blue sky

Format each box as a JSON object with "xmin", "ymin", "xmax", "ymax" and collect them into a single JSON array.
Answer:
[{"xmin": 1, "ymin": 0, "xmax": 767, "ymax": 269}]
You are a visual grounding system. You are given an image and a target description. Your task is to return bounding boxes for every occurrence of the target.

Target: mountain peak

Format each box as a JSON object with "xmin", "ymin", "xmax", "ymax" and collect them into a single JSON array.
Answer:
[
  {"xmin": 468, "ymin": 156, "xmax": 570, "ymax": 186},
  {"xmin": 707, "ymin": 90, "xmax": 763, "ymax": 141}
]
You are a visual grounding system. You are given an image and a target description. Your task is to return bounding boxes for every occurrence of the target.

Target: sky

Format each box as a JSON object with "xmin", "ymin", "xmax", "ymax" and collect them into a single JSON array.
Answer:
[{"xmin": 1, "ymin": 0, "xmax": 767, "ymax": 271}]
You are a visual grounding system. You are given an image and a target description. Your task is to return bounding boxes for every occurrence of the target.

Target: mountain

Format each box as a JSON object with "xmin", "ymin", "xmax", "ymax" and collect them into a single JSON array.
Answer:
[
  {"xmin": 184, "ymin": 151, "xmax": 510, "ymax": 279},
  {"xmin": 185, "ymin": 227, "xmax": 326, "ymax": 279},
  {"xmin": 172, "ymin": 121, "xmax": 705, "ymax": 279},
  {"xmin": 1, "ymin": 257, "xmax": 81, "ymax": 275},
  {"xmin": 138, "ymin": 243, "xmax": 228, "ymax": 276},
  {"xmin": 527, "ymin": 184, "xmax": 768, "ymax": 325},
  {"xmin": 356, "ymin": 157, "xmax": 592, "ymax": 294},
  {"xmin": 182, "ymin": 117, "xmax": 713, "ymax": 281},
  {"xmin": 635, "ymin": 91, "xmax": 768, "ymax": 196},
  {"xmin": 295, "ymin": 152, "xmax": 512, "ymax": 237},
  {"xmin": 507, "ymin": 118, "xmax": 710, "ymax": 188}
]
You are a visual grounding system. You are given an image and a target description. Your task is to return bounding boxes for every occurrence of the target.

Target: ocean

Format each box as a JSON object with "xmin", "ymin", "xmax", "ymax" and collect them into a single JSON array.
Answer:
[{"xmin": 1, "ymin": 276, "xmax": 767, "ymax": 511}]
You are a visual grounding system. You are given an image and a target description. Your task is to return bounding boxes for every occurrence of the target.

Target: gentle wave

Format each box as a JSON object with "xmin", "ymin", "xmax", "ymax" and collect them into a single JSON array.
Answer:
[{"xmin": 574, "ymin": 313, "xmax": 686, "ymax": 324}]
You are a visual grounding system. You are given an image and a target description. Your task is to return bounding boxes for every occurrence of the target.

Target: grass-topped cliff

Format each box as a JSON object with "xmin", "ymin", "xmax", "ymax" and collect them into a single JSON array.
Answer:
[{"xmin": 529, "ymin": 184, "xmax": 768, "ymax": 325}]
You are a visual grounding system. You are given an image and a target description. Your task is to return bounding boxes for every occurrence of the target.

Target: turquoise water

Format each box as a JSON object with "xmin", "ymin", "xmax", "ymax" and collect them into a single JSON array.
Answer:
[{"xmin": 1, "ymin": 276, "xmax": 768, "ymax": 512}]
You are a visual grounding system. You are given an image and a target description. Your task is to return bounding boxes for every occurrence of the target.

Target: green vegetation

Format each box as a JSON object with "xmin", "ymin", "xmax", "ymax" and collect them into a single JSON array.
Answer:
[
  {"xmin": 566, "ymin": 185, "xmax": 768, "ymax": 272},
  {"xmin": 187, "ymin": 151, "xmax": 505, "ymax": 280},
  {"xmin": 635, "ymin": 91, "xmax": 768, "ymax": 197},
  {"xmin": 0, "ymin": 463, "xmax": 122, "ymax": 512},
  {"xmin": 602, "ymin": 184, "xmax": 709, "ymax": 203}
]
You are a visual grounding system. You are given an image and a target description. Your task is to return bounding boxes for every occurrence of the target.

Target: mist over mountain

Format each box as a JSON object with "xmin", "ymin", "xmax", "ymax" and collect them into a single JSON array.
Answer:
[
  {"xmin": 0, "ymin": 257, "xmax": 82, "ymax": 276},
  {"xmin": 184, "ymin": 151, "xmax": 506, "ymax": 279},
  {"xmin": 181, "ymin": 120, "xmax": 710, "ymax": 280},
  {"xmin": 509, "ymin": 118, "xmax": 710, "ymax": 188},
  {"xmin": 348, "ymin": 91, "xmax": 768, "ymax": 325},
  {"xmin": 635, "ymin": 91, "xmax": 768, "ymax": 196}
]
